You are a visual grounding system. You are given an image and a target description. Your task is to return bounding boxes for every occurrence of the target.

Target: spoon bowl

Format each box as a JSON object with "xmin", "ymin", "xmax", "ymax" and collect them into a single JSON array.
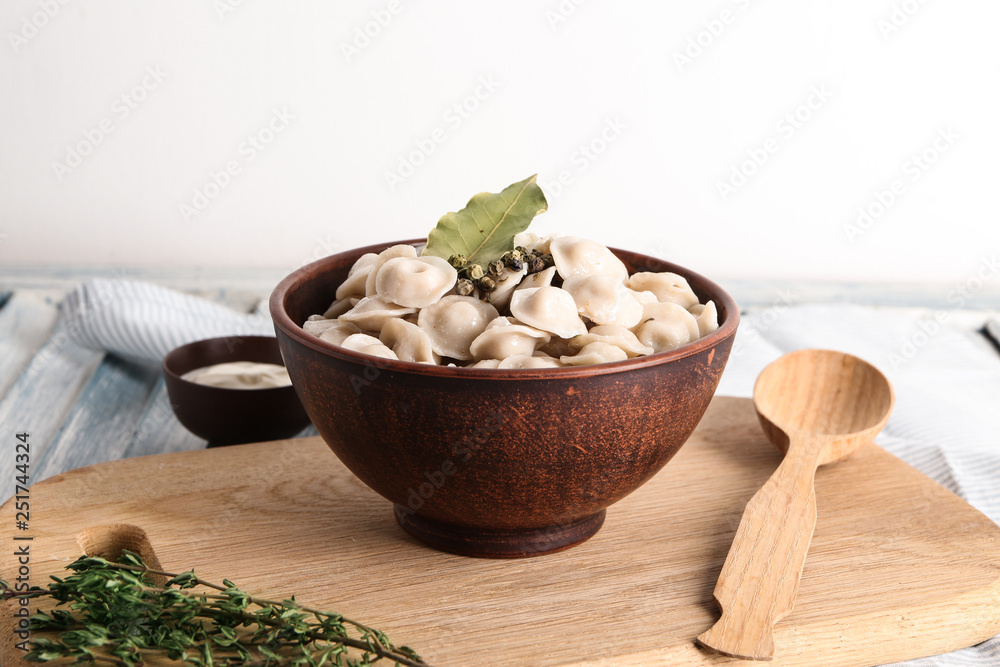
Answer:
[
  {"xmin": 754, "ymin": 348, "xmax": 895, "ymax": 465},
  {"xmin": 697, "ymin": 349, "xmax": 894, "ymax": 660}
]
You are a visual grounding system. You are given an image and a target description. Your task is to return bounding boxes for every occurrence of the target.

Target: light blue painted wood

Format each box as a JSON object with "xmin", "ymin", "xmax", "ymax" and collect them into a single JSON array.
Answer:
[
  {"xmin": 0, "ymin": 291, "xmax": 60, "ymax": 403},
  {"xmin": 0, "ymin": 318, "xmax": 104, "ymax": 501},
  {"xmin": 123, "ymin": 378, "xmax": 318, "ymax": 458},
  {"xmin": 32, "ymin": 356, "xmax": 160, "ymax": 485},
  {"xmin": 125, "ymin": 377, "xmax": 207, "ymax": 457}
]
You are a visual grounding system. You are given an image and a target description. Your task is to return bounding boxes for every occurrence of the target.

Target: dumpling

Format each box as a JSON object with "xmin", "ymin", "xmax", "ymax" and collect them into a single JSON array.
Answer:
[
  {"xmin": 338, "ymin": 296, "xmax": 417, "ymax": 332},
  {"xmin": 537, "ymin": 335, "xmax": 574, "ymax": 359},
  {"xmin": 569, "ymin": 324, "xmax": 654, "ymax": 358},
  {"xmin": 485, "ymin": 263, "xmax": 528, "ymax": 310},
  {"xmin": 638, "ymin": 301, "xmax": 701, "ymax": 330},
  {"xmin": 497, "ymin": 354, "xmax": 562, "ymax": 369},
  {"xmin": 629, "ymin": 289, "xmax": 658, "ymax": 305},
  {"xmin": 515, "ymin": 266, "xmax": 557, "ymax": 292},
  {"xmin": 379, "ymin": 318, "xmax": 440, "ymax": 364},
  {"xmin": 319, "ymin": 321, "xmax": 363, "ymax": 346},
  {"xmin": 509, "ymin": 286, "xmax": 587, "ymax": 338},
  {"xmin": 560, "ymin": 342, "xmax": 629, "ymax": 366},
  {"xmin": 322, "ymin": 298, "xmax": 356, "ymax": 319},
  {"xmin": 689, "ymin": 300, "xmax": 719, "ymax": 337},
  {"xmin": 562, "ymin": 274, "xmax": 643, "ymax": 328},
  {"xmin": 513, "ymin": 231, "xmax": 559, "ymax": 254},
  {"xmin": 627, "ymin": 272, "xmax": 699, "ymax": 309},
  {"xmin": 374, "ymin": 256, "xmax": 457, "ymax": 308},
  {"xmin": 302, "ymin": 318, "xmax": 340, "ymax": 337},
  {"xmin": 364, "ymin": 244, "xmax": 419, "ymax": 297},
  {"xmin": 470, "ymin": 359, "xmax": 502, "ymax": 369},
  {"xmin": 634, "ymin": 302, "xmax": 700, "ymax": 353},
  {"xmin": 469, "ymin": 317, "xmax": 550, "ymax": 361},
  {"xmin": 340, "ymin": 333, "xmax": 398, "ymax": 360},
  {"xmin": 335, "ymin": 253, "xmax": 379, "ymax": 301},
  {"xmin": 417, "ymin": 295, "xmax": 499, "ymax": 360},
  {"xmin": 550, "ymin": 236, "xmax": 629, "ymax": 282}
]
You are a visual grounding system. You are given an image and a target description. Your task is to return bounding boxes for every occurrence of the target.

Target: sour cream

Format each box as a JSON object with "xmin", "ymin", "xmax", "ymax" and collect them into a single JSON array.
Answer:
[{"xmin": 181, "ymin": 361, "xmax": 292, "ymax": 389}]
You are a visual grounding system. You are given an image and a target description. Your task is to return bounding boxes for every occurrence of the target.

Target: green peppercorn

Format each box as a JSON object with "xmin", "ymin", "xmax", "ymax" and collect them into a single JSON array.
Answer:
[
  {"xmin": 528, "ymin": 257, "xmax": 546, "ymax": 274},
  {"xmin": 477, "ymin": 276, "xmax": 497, "ymax": 292},
  {"xmin": 448, "ymin": 254, "xmax": 468, "ymax": 269},
  {"xmin": 455, "ymin": 278, "xmax": 475, "ymax": 296},
  {"xmin": 466, "ymin": 264, "xmax": 485, "ymax": 280},
  {"xmin": 488, "ymin": 259, "xmax": 505, "ymax": 277}
]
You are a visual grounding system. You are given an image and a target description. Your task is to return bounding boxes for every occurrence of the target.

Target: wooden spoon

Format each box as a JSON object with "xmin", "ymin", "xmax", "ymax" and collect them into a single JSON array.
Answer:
[{"xmin": 697, "ymin": 349, "xmax": 895, "ymax": 660}]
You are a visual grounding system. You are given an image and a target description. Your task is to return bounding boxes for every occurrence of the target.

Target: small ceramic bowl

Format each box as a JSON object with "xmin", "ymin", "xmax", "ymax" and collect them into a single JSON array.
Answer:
[
  {"xmin": 270, "ymin": 240, "xmax": 739, "ymax": 557},
  {"xmin": 163, "ymin": 335, "xmax": 312, "ymax": 446}
]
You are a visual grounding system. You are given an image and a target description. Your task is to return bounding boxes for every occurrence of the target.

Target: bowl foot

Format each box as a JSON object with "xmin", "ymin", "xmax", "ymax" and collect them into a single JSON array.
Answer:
[{"xmin": 393, "ymin": 506, "xmax": 606, "ymax": 558}]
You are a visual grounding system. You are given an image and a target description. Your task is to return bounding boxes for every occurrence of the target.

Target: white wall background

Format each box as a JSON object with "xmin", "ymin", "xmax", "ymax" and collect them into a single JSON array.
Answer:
[{"xmin": 1, "ymin": 0, "xmax": 997, "ymax": 286}]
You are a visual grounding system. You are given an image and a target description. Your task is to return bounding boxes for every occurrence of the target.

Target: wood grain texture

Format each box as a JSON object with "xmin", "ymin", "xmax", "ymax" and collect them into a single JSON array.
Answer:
[
  {"xmin": 122, "ymin": 373, "xmax": 317, "ymax": 458},
  {"xmin": 122, "ymin": 378, "xmax": 208, "ymax": 457},
  {"xmin": 2, "ymin": 397, "xmax": 1000, "ymax": 666},
  {"xmin": 0, "ymin": 319, "xmax": 104, "ymax": 500},
  {"xmin": 0, "ymin": 291, "xmax": 60, "ymax": 402},
  {"xmin": 32, "ymin": 355, "xmax": 161, "ymax": 483},
  {"xmin": 698, "ymin": 350, "xmax": 896, "ymax": 659}
]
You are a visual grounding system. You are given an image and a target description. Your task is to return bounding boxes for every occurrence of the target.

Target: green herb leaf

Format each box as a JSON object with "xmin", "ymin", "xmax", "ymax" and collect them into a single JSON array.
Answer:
[
  {"xmin": 423, "ymin": 174, "xmax": 548, "ymax": 266},
  {"xmin": 14, "ymin": 551, "xmax": 431, "ymax": 667}
]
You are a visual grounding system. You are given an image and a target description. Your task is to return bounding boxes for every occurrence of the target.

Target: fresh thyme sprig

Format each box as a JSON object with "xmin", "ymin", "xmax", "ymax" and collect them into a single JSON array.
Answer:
[{"xmin": 0, "ymin": 551, "xmax": 430, "ymax": 667}]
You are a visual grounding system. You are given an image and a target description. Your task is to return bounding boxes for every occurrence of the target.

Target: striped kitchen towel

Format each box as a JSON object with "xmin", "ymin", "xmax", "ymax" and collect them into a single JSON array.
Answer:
[{"xmin": 61, "ymin": 278, "xmax": 274, "ymax": 365}]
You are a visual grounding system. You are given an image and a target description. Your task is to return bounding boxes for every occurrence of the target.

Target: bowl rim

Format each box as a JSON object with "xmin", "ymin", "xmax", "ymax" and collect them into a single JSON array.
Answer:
[{"xmin": 270, "ymin": 239, "xmax": 740, "ymax": 380}]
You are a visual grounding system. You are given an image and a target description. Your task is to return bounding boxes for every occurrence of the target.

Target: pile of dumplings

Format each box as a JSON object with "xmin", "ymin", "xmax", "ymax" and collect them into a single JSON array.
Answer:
[{"xmin": 302, "ymin": 234, "xmax": 719, "ymax": 368}]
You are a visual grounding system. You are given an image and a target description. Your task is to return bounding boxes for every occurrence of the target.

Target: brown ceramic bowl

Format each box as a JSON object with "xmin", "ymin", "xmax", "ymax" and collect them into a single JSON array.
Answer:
[
  {"xmin": 163, "ymin": 335, "xmax": 312, "ymax": 446},
  {"xmin": 270, "ymin": 240, "xmax": 739, "ymax": 558}
]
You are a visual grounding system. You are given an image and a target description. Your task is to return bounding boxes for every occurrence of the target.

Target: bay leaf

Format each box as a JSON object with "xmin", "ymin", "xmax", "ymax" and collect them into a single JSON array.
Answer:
[{"xmin": 423, "ymin": 174, "xmax": 548, "ymax": 266}]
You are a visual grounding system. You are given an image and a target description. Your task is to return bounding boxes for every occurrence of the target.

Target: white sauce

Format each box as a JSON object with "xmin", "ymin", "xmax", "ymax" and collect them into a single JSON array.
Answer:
[{"xmin": 181, "ymin": 361, "xmax": 292, "ymax": 389}]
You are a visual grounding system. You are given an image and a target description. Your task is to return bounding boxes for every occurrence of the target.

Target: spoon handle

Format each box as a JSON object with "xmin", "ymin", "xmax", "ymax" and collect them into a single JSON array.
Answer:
[{"xmin": 696, "ymin": 443, "xmax": 820, "ymax": 660}]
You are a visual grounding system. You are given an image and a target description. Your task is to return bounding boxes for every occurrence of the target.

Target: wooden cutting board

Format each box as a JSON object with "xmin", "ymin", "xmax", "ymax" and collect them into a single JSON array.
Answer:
[{"xmin": 3, "ymin": 396, "xmax": 1000, "ymax": 666}]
